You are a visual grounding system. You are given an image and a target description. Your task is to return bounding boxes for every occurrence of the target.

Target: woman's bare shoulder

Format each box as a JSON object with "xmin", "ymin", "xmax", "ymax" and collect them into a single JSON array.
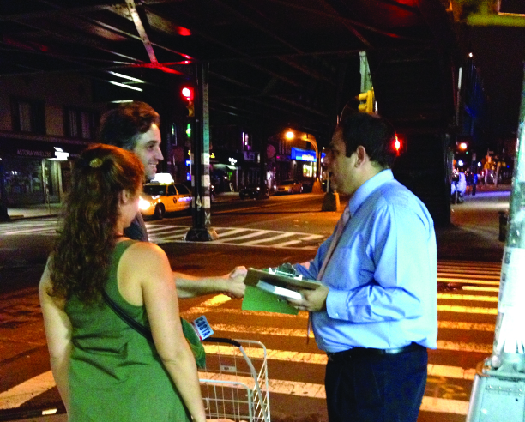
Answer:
[{"xmin": 120, "ymin": 241, "xmax": 170, "ymax": 271}]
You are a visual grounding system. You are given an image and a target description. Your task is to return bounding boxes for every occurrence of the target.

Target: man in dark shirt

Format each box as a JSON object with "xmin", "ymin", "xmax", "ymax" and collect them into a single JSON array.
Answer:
[{"xmin": 100, "ymin": 101, "xmax": 245, "ymax": 298}]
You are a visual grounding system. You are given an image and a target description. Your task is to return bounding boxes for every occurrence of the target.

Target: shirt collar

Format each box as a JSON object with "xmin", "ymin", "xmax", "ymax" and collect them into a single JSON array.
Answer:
[{"xmin": 348, "ymin": 169, "xmax": 394, "ymax": 216}]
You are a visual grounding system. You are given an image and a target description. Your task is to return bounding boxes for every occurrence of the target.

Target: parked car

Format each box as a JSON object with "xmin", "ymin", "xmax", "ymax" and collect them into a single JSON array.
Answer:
[
  {"xmin": 239, "ymin": 184, "xmax": 268, "ymax": 200},
  {"xmin": 139, "ymin": 182, "xmax": 192, "ymax": 219},
  {"xmin": 276, "ymin": 179, "xmax": 303, "ymax": 195}
]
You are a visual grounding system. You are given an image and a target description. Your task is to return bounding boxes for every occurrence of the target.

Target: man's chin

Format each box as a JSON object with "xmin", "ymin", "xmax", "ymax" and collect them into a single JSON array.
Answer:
[{"xmin": 146, "ymin": 167, "xmax": 157, "ymax": 180}]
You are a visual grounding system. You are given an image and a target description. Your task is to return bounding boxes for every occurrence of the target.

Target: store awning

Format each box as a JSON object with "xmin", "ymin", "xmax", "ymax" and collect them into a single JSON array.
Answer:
[
  {"xmin": 212, "ymin": 164, "xmax": 238, "ymax": 171},
  {"xmin": 0, "ymin": 135, "xmax": 90, "ymax": 159}
]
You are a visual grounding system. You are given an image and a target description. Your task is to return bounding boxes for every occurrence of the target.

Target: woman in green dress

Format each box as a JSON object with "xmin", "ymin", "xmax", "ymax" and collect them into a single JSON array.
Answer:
[{"xmin": 39, "ymin": 144, "xmax": 206, "ymax": 422}]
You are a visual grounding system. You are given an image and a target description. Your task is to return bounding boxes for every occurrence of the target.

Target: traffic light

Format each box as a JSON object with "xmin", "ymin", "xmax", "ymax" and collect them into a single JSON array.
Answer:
[
  {"xmin": 181, "ymin": 86, "xmax": 195, "ymax": 118},
  {"xmin": 358, "ymin": 88, "xmax": 375, "ymax": 113},
  {"xmin": 392, "ymin": 134, "xmax": 405, "ymax": 156}
]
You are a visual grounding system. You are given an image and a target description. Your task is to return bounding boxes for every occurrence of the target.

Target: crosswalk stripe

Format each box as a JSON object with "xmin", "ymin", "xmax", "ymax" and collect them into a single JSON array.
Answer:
[
  {"xmin": 0, "ymin": 371, "xmax": 56, "ymax": 409},
  {"xmin": 438, "ymin": 278, "xmax": 499, "ymax": 286},
  {"xmin": 242, "ymin": 232, "xmax": 295, "ymax": 245},
  {"xmin": 438, "ymin": 321, "xmax": 495, "ymax": 331},
  {"xmin": 209, "ymin": 321, "xmax": 495, "ymax": 337},
  {"xmin": 437, "ymin": 293, "xmax": 498, "ymax": 302},
  {"xmin": 462, "ymin": 286, "xmax": 499, "ymax": 292},
  {"xmin": 0, "ymin": 363, "xmax": 476, "ymax": 413},
  {"xmin": 437, "ymin": 305, "xmax": 497, "ymax": 315}
]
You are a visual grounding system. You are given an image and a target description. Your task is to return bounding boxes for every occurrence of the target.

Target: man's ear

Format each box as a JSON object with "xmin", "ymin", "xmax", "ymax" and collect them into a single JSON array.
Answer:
[{"xmin": 355, "ymin": 146, "xmax": 367, "ymax": 165}]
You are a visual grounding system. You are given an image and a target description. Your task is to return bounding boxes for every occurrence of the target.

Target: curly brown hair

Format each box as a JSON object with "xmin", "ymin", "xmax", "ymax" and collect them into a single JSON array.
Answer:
[
  {"xmin": 99, "ymin": 101, "xmax": 160, "ymax": 151},
  {"xmin": 49, "ymin": 144, "xmax": 144, "ymax": 303}
]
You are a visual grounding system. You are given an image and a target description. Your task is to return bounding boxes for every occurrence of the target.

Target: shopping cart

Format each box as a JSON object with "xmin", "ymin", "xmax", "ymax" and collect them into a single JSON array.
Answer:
[{"xmin": 200, "ymin": 338, "xmax": 270, "ymax": 422}]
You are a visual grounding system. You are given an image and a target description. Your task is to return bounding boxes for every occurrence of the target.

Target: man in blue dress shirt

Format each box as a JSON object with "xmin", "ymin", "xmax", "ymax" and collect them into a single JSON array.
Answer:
[{"xmin": 289, "ymin": 112, "xmax": 437, "ymax": 422}]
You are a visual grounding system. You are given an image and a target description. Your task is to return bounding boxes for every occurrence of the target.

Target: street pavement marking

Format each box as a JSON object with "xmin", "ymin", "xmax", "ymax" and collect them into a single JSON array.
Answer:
[
  {"xmin": 462, "ymin": 286, "xmax": 499, "ymax": 292},
  {"xmin": 208, "ymin": 321, "xmax": 495, "ymax": 336},
  {"xmin": 0, "ymin": 371, "xmax": 56, "ymax": 409},
  {"xmin": 438, "ymin": 277, "xmax": 499, "ymax": 286},
  {"xmin": 437, "ymin": 293, "xmax": 498, "ymax": 302},
  {"xmin": 437, "ymin": 341, "xmax": 492, "ymax": 354},
  {"xmin": 242, "ymin": 232, "xmax": 295, "ymax": 245},
  {"xmin": 420, "ymin": 397, "xmax": 468, "ymax": 415},
  {"xmin": 438, "ymin": 321, "xmax": 495, "ymax": 331},
  {"xmin": 182, "ymin": 307, "xmax": 309, "ymax": 318},
  {"xmin": 437, "ymin": 304, "xmax": 497, "ymax": 315},
  {"xmin": 145, "ymin": 224, "xmax": 324, "ymax": 249},
  {"xmin": 3, "ymin": 364, "xmax": 473, "ymax": 414}
]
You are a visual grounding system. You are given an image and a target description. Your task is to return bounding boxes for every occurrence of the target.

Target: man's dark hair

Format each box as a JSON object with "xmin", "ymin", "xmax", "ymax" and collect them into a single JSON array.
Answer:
[
  {"xmin": 338, "ymin": 112, "xmax": 396, "ymax": 168},
  {"xmin": 99, "ymin": 101, "xmax": 160, "ymax": 151}
]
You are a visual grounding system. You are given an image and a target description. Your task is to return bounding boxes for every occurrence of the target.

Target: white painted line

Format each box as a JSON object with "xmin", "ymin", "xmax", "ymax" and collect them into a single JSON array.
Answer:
[
  {"xmin": 437, "ymin": 304, "xmax": 497, "ymax": 315},
  {"xmin": 0, "ymin": 371, "xmax": 55, "ymax": 409},
  {"xmin": 242, "ymin": 232, "xmax": 295, "ymax": 245},
  {"xmin": 215, "ymin": 228, "xmax": 250, "ymax": 237},
  {"xmin": 437, "ymin": 340, "xmax": 492, "ymax": 354},
  {"xmin": 420, "ymin": 396, "xmax": 468, "ymax": 415},
  {"xmin": 437, "ymin": 293, "xmax": 498, "ymax": 302},
  {"xmin": 438, "ymin": 321, "xmax": 495, "ymax": 331},
  {"xmin": 182, "ymin": 307, "xmax": 307, "ymax": 318},
  {"xmin": 462, "ymin": 286, "xmax": 499, "ymax": 292},
  {"xmin": 214, "ymin": 231, "xmax": 271, "ymax": 241}
]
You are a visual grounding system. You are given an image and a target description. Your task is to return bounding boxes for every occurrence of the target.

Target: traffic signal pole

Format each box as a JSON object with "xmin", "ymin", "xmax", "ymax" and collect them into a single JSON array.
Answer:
[
  {"xmin": 467, "ymin": 65, "xmax": 525, "ymax": 422},
  {"xmin": 185, "ymin": 62, "xmax": 218, "ymax": 241}
]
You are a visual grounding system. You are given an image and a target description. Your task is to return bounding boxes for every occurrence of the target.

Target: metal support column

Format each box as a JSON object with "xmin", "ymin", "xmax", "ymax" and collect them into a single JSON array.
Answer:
[{"xmin": 186, "ymin": 62, "xmax": 218, "ymax": 241}]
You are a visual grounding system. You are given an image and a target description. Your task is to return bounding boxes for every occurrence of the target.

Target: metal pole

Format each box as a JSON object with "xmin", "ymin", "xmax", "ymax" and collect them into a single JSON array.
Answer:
[
  {"xmin": 467, "ymin": 63, "xmax": 525, "ymax": 422},
  {"xmin": 186, "ymin": 62, "xmax": 217, "ymax": 241}
]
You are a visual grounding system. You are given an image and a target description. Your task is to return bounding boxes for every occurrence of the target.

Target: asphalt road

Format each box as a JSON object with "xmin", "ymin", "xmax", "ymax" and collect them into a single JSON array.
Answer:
[{"xmin": 0, "ymin": 189, "xmax": 510, "ymax": 421}]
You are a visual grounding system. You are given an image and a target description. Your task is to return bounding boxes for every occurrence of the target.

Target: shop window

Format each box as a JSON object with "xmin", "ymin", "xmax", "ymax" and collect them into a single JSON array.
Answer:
[
  {"xmin": 11, "ymin": 97, "xmax": 45, "ymax": 134},
  {"xmin": 64, "ymin": 108, "xmax": 98, "ymax": 139}
]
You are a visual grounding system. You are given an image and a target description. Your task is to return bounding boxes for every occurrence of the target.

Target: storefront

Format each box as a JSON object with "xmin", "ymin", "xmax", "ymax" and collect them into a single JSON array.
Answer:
[
  {"xmin": 0, "ymin": 135, "xmax": 88, "ymax": 206},
  {"xmin": 210, "ymin": 151, "xmax": 243, "ymax": 192},
  {"xmin": 290, "ymin": 147, "xmax": 325, "ymax": 180}
]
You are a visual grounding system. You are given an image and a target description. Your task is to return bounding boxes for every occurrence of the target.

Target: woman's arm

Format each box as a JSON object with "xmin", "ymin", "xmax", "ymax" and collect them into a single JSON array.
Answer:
[
  {"xmin": 38, "ymin": 258, "xmax": 71, "ymax": 412},
  {"xmin": 175, "ymin": 267, "xmax": 246, "ymax": 299},
  {"xmin": 128, "ymin": 243, "xmax": 207, "ymax": 422}
]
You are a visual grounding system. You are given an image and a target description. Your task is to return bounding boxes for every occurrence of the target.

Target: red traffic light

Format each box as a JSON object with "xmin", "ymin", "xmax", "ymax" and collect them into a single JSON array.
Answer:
[
  {"xmin": 392, "ymin": 134, "xmax": 404, "ymax": 156},
  {"xmin": 181, "ymin": 86, "xmax": 194, "ymax": 101},
  {"xmin": 394, "ymin": 135, "xmax": 401, "ymax": 151}
]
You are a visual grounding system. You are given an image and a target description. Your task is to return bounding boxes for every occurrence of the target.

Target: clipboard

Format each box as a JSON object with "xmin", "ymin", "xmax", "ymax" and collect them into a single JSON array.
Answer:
[
  {"xmin": 241, "ymin": 268, "xmax": 321, "ymax": 315},
  {"xmin": 244, "ymin": 268, "xmax": 321, "ymax": 290}
]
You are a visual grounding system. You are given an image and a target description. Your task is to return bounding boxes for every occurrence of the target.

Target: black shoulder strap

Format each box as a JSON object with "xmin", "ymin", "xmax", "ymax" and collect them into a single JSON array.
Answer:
[{"xmin": 102, "ymin": 290, "xmax": 153, "ymax": 342}]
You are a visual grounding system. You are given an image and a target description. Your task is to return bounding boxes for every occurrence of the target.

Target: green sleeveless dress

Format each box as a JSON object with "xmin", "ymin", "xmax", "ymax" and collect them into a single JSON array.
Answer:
[{"xmin": 64, "ymin": 240, "xmax": 191, "ymax": 421}]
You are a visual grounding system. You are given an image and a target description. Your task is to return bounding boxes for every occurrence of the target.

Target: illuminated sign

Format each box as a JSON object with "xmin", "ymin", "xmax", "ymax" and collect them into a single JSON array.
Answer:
[
  {"xmin": 291, "ymin": 148, "xmax": 325, "ymax": 162},
  {"xmin": 228, "ymin": 157, "xmax": 238, "ymax": 165}
]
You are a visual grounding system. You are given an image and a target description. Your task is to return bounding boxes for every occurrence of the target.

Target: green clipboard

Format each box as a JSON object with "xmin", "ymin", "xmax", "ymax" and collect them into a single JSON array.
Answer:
[{"xmin": 241, "ymin": 268, "xmax": 321, "ymax": 315}]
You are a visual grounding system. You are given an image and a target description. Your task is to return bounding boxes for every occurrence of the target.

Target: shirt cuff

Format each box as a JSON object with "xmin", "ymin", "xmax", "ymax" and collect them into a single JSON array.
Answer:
[{"xmin": 326, "ymin": 289, "xmax": 349, "ymax": 320}]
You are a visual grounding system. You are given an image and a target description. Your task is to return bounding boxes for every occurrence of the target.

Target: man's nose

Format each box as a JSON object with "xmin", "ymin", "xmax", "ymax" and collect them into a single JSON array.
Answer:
[{"xmin": 155, "ymin": 148, "xmax": 164, "ymax": 161}]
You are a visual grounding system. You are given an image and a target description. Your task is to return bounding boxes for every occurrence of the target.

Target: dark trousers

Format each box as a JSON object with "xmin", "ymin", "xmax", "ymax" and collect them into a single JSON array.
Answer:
[{"xmin": 324, "ymin": 347, "xmax": 427, "ymax": 422}]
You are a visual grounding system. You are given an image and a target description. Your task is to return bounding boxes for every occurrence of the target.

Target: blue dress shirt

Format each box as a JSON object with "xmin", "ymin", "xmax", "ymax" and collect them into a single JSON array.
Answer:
[{"xmin": 294, "ymin": 170, "xmax": 437, "ymax": 353}]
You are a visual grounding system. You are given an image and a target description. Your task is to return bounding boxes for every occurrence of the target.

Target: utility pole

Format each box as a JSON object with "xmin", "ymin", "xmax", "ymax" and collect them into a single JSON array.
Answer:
[
  {"xmin": 185, "ymin": 62, "xmax": 217, "ymax": 241},
  {"xmin": 467, "ymin": 63, "xmax": 525, "ymax": 422}
]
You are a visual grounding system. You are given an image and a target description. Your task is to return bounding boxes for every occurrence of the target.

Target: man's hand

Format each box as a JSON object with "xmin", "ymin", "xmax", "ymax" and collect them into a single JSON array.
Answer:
[
  {"xmin": 223, "ymin": 266, "xmax": 247, "ymax": 298},
  {"xmin": 288, "ymin": 285, "xmax": 329, "ymax": 312}
]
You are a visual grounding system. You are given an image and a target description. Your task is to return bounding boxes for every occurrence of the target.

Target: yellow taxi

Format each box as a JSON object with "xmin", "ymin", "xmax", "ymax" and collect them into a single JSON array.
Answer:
[{"xmin": 139, "ymin": 174, "xmax": 192, "ymax": 219}]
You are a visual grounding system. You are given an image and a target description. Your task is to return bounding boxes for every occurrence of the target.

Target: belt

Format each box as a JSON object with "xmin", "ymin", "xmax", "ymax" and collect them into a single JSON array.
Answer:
[{"xmin": 327, "ymin": 342, "xmax": 425, "ymax": 362}]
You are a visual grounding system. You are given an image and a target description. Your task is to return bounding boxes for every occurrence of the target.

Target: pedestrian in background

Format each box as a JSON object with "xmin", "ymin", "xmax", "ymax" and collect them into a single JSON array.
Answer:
[
  {"xmin": 288, "ymin": 112, "xmax": 437, "ymax": 422},
  {"xmin": 39, "ymin": 144, "xmax": 206, "ymax": 421},
  {"xmin": 99, "ymin": 101, "xmax": 245, "ymax": 299}
]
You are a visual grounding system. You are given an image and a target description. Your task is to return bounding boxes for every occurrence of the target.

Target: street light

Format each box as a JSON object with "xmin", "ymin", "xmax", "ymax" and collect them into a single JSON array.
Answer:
[{"xmin": 286, "ymin": 130, "xmax": 294, "ymax": 140}]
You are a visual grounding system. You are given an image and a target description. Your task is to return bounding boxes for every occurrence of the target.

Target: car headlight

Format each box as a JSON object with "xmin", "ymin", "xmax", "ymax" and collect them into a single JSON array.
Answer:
[{"xmin": 139, "ymin": 196, "xmax": 152, "ymax": 210}]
